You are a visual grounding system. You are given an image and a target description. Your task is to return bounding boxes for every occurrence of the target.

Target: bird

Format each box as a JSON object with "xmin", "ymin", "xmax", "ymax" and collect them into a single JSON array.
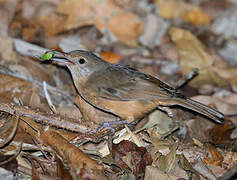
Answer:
[{"xmin": 41, "ymin": 50, "xmax": 224, "ymax": 131}]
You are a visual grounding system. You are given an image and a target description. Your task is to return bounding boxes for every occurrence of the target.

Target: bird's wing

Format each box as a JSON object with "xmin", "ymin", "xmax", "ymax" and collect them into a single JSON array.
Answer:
[{"xmin": 86, "ymin": 65, "xmax": 182, "ymax": 101}]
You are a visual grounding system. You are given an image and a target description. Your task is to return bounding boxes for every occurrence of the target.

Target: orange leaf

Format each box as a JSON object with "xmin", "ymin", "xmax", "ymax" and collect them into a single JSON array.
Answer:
[
  {"xmin": 182, "ymin": 9, "xmax": 211, "ymax": 27},
  {"xmin": 38, "ymin": 0, "xmax": 143, "ymax": 46},
  {"xmin": 204, "ymin": 146, "xmax": 223, "ymax": 166},
  {"xmin": 100, "ymin": 51, "xmax": 121, "ymax": 64}
]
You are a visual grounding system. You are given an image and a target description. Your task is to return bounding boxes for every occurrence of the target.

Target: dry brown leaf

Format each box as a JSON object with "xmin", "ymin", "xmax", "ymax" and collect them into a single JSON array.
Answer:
[
  {"xmin": 156, "ymin": 0, "xmax": 211, "ymax": 26},
  {"xmin": 155, "ymin": 143, "xmax": 177, "ymax": 173},
  {"xmin": 112, "ymin": 140, "xmax": 152, "ymax": 178},
  {"xmin": 39, "ymin": 129, "xmax": 105, "ymax": 179},
  {"xmin": 0, "ymin": 73, "xmax": 33, "ymax": 104},
  {"xmin": 38, "ymin": 0, "xmax": 143, "ymax": 46},
  {"xmin": 182, "ymin": 9, "xmax": 211, "ymax": 27},
  {"xmin": 0, "ymin": 152, "xmax": 18, "ymax": 175},
  {"xmin": 9, "ymin": 0, "xmax": 42, "ymax": 43},
  {"xmin": 178, "ymin": 154, "xmax": 200, "ymax": 180},
  {"xmin": 204, "ymin": 146, "xmax": 224, "ymax": 167},
  {"xmin": 0, "ymin": 115, "xmax": 19, "ymax": 148},
  {"xmin": 56, "ymin": 156, "xmax": 72, "ymax": 180},
  {"xmin": 144, "ymin": 166, "xmax": 177, "ymax": 180},
  {"xmin": 0, "ymin": 73, "xmax": 52, "ymax": 112},
  {"xmin": 155, "ymin": 0, "xmax": 198, "ymax": 19},
  {"xmin": 18, "ymin": 58, "xmax": 55, "ymax": 86},
  {"xmin": 169, "ymin": 27, "xmax": 229, "ymax": 88},
  {"xmin": 36, "ymin": 12, "xmax": 67, "ymax": 38},
  {"xmin": 205, "ymin": 123, "xmax": 234, "ymax": 146}
]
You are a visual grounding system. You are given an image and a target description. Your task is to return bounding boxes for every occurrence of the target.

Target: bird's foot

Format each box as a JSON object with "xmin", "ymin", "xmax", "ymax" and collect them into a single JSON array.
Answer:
[{"xmin": 96, "ymin": 120, "xmax": 128, "ymax": 134}]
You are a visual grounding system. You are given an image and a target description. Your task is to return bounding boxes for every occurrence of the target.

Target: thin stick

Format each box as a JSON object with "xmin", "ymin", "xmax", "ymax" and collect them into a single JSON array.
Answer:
[
  {"xmin": 0, "ymin": 103, "xmax": 91, "ymax": 133},
  {"xmin": 175, "ymin": 68, "xmax": 199, "ymax": 90},
  {"xmin": 43, "ymin": 81, "xmax": 57, "ymax": 113}
]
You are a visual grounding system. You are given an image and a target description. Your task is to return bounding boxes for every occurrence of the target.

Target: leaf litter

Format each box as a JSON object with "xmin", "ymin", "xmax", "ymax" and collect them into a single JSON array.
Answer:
[{"xmin": 0, "ymin": 0, "xmax": 237, "ymax": 179}]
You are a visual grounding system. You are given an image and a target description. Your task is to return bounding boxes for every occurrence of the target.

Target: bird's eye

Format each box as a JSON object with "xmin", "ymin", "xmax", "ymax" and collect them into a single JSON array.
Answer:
[{"xmin": 78, "ymin": 58, "xmax": 86, "ymax": 64}]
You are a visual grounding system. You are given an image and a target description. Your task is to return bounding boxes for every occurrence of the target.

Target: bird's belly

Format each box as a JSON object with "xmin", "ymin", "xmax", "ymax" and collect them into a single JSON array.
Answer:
[
  {"xmin": 78, "ymin": 86, "xmax": 158, "ymax": 121},
  {"xmin": 91, "ymin": 98, "xmax": 158, "ymax": 121}
]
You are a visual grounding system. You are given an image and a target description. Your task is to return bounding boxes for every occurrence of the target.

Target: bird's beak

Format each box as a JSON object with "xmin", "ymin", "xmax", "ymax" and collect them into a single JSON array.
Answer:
[{"xmin": 49, "ymin": 51, "xmax": 75, "ymax": 65}]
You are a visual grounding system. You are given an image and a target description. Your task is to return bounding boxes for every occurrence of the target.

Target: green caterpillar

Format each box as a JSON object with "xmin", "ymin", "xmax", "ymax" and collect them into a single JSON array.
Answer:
[{"xmin": 40, "ymin": 51, "xmax": 53, "ymax": 61}]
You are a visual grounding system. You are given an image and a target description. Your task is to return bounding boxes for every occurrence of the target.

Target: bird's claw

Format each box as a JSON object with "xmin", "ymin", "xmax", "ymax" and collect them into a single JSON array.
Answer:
[
  {"xmin": 96, "ymin": 120, "xmax": 128, "ymax": 134},
  {"xmin": 96, "ymin": 122, "xmax": 115, "ymax": 134}
]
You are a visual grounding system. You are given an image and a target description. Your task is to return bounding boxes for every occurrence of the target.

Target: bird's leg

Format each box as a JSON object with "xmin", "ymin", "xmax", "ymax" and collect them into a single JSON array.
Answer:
[
  {"xmin": 174, "ymin": 68, "xmax": 199, "ymax": 90},
  {"xmin": 96, "ymin": 118, "xmax": 128, "ymax": 134}
]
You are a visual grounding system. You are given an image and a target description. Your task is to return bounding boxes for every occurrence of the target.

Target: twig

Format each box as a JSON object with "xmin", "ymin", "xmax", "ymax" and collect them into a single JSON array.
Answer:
[
  {"xmin": 0, "ymin": 103, "xmax": 91, "ymax": 133},
  {"xmin": 0, "ymin": 138, "xmax": 51, "ymax": 152},
  {"xmin": 175, "ymin": 68, "xmax": 199, "ymax": 90},
  {"xmin": 43, "ymin": 81, "xmax": 57, "ymax": 113}
]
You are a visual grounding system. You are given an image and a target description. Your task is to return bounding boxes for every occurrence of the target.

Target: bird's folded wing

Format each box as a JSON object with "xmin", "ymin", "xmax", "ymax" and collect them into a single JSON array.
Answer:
[{"xmin": 98, "ymin": 77, "xmax": 172, "ymax": 101}]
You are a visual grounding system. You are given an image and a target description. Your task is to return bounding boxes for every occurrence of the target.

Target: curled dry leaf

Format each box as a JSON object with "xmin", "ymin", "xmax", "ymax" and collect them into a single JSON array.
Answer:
[
  {"xmin": 112, "ymin": 140, "xmax": 152, "ymax": 178},
  {"xmin": 0, "ymin": 114, "xmax": 19, "ymax": 148},
  {"xmin": 169, "ymin": 27, "xmax": 230, "ymax": 88},
  {"xmin": 38, "ymin": 0, "xmax": 143, "ymax": 46},
  {"xmin": 39, "ymin": 129, "xmax": 105, "ymax": 179}
]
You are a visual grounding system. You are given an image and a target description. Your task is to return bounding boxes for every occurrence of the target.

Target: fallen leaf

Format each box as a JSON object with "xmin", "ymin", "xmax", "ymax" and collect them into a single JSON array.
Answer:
[
  {"xmin": 169, "ymin": 27, "xmax": 229, "ymax": 88},
  {"xmin": 178, "ymin": 154, "xmax": 200, "ymax": 180},
  {"xmin": 100, "ymin": 51, "xmax": 121, "ymax": 64},
  {"xmin": 155, "ymin": 0, "xmax": 198, "ymax": 19},
  {"xmin": 56, "ymin": 156, "xmax": 72, "ymax": 180},
  {"xmin": 155, "ymin": 143, "xmax": 177, "ymax": 173},
  {"xmin": 0, "ymin": 153, "xmax": 18, "ymax": 175},
  {"xmin": 38, "ymin": 0, "xmax": 143, "ymax": 46},
  {"xmin": 36, "ymin": 12, "xmax": 67, "ymax": 38},
  {"xmin": 39, "ymin": 129, "xmax": 105, "ymax": 179},
  {"xmin": 0, "ymin": 115, "xmax": 19, "ymax": 148},
  {"xmin": 204, "ymin": 146, "xmax": 224, "ymax": 167},
  {"xmin": 112, "ymin": 140, "xmax": 152, "ymax": 178},
  {"xmin": 0, "ymin": 36, "xmax": 17, "ymax": 62},
  {"xmin": 182, "ymin": 9, "xmax": 211, "ymax": 27},
  {"xmin": 144, "ymin": 166, "xmax": 176, "ymax": 180},
  {"xmin": 205, "ymin": 123, "xmax": 234, "ymax": 146},
  {"xmin": 9, "ymin": 1, "xmax": 42, "ymax": 43},
  {"xmin": 156, "ymin": 0, "xmax": 211, "ymax": 26}
]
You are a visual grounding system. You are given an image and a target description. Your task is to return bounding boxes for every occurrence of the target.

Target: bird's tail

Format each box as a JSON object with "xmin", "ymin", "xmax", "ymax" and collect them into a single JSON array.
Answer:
[{"xmin": 174, "ymin": 98, "xmax": 224, "ymax": 123}]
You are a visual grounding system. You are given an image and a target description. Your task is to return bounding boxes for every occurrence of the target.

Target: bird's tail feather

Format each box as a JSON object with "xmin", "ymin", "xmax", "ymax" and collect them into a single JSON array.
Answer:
[{"xmin": 175, "ymin": 98, "xmax": 224, "ymax": 123}]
